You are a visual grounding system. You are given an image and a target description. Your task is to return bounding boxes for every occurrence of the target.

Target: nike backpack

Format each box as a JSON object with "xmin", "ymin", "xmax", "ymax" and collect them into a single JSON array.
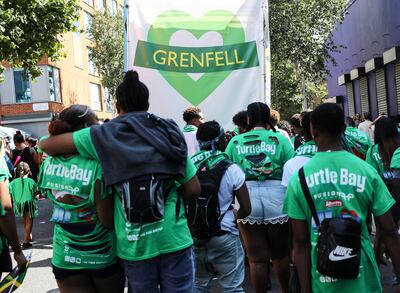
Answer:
[{"xmin": 186, "ymin": 159, "xmax": 232, "ymax": 241}]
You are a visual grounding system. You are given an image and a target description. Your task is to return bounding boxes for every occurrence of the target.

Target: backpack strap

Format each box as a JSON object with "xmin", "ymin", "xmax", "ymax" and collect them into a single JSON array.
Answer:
[{"xmin": 298, "ymin": 167, "xmax": 320, "ymax": 227}]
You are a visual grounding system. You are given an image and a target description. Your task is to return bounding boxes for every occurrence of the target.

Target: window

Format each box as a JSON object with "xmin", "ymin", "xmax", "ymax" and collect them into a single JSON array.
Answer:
[
  {"xmin": 90, "ymin": 83, "xmax": 102, "ymax": 111},
  {"xmin": 87, "ymin": 48, "xmax": 98, "ymax": 76},
  {"xmin": 110, "ymin": 0, "xmax": 117, "ymax": 15},
  {"xmin": 84, "ymin": 12, "xmax": 93, "ymax": 37},
  {"xmin": 104, "ymin": 88, "xmax": 112, "ymax": 112},
  {"xmin": 48, "ymin": 66, "xmax": 61, "ymax": 102},
  {"xmin": 73, "ymin": 19, "xmax": 80, "ymax": 37},
  {"xmin": 84, "ymin": 0, "xmax": 94, "ymax": 7},
  {"xmin": 13, "ymin": 69, "xmax": 31, "ymax": 103},
  {"xmin": 97, "ymin": 0, "xmax": 107, "ymax": 10}
]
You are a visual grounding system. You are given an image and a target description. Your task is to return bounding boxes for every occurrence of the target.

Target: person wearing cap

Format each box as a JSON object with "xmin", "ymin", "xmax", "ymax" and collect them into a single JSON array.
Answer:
[
  {"xmin": 190, "ymin": 120, "xmax": 251, "ymax": 292},
  {"xmin": 225, "ymin": 102, "xmax": 294, "ymax": 293}
]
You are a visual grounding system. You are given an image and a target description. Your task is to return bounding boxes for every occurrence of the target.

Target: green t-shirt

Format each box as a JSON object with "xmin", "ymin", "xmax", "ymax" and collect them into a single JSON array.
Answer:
[
  {"xmin": 9, "ymin": 177, "xmax": 38, "ymax": 217},
  {"xmin": 225, "ymin": 129, "xmax": 294, "ymax": 180},
  {"xmin": 366, "ymin": 144, "xmax": 385, "ymax": 176},
  {"xmin": 36, "ymin": 135, "xmax": 48, "ymax": 154},
  {"xmin": 390, "ymin": 147, "xmax": 400, "ymax": 169},
  {"xmin": 38, "ymin": 155, "xmax": 106, "ymax": 224},
  {"xmin": 9, "ymin": 178, "xmax": 37, "ymax": 204},
  {"xmin": 295, "ymin": 140, "xmax": 317, "ymax": 158},
  {"xmin": 73, "ymin": 127, "xmax": 197, "ymax": 261},
  {"xmin": 38, "ymin": 154, "xmax": 117, "ymax": 270},
  {"xmin": 182, "ymin": 125, "xmax": 197, "ymax": 133},
  {"xmin": 283, "ymin": 151, "xmax": 394, "ymax": 293},
  {"xmin": 0, "ymin": 157, "xmax": 10, "ymax": 217}
]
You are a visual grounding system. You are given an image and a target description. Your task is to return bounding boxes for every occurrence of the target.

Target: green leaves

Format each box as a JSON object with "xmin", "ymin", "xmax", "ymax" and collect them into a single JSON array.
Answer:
[
  {"xmin": 269, "ymin": 0, "xmax": 347, "ymax": 115},
  {"xmin": 0, "ymin": 0, "xmax": 79, "ymax": 79},
  {"xmin": 87, "ymin": 10, "xmax": 124, "ymax": 112}
]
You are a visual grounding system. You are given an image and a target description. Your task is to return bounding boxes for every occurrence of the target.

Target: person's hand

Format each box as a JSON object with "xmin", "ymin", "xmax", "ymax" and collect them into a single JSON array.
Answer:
[
  {"xmin": 374, "ymin": 235, "xmax": 387, "ymax": 265},
  {"xmin": 13, "ymin": 250, "xmax": 27, "ymax": 270}
]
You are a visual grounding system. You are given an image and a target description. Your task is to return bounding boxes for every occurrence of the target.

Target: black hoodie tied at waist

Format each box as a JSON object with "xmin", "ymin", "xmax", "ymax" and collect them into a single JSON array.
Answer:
[{"xmin": 90, "ymin": 112, "xmax": 187, "ymax": 187}]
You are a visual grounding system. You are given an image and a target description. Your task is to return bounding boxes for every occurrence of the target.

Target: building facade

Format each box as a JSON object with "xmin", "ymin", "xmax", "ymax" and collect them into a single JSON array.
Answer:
[
  {"xmin": 327, "ymin": 0, "xmax": 400, "ymax": 119},
  {"xmin": 0, "ymin": 0, "xmax": 123, "ymax": 137}
]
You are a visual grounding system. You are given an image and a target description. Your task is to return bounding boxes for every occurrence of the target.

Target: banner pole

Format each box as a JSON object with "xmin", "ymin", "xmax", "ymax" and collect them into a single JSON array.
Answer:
[
  {"xmin": 262, "ymin": 0, "xmax": 271, "ymax": 106},
  {"xmin": 123, "ymin": 0, "xmax": 129, "ymax": 72}
]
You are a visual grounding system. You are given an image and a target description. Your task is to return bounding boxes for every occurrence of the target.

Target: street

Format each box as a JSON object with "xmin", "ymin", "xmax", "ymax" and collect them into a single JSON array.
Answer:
[{"xmin": 12, "ymin": 199, "xmax": 394, "ymax": 292}]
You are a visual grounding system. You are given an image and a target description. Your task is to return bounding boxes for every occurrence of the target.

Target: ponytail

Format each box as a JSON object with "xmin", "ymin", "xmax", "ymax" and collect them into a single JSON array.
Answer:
[{"xmin": 116, "ymin": 70, "xmax": 150, "ymax": 113}]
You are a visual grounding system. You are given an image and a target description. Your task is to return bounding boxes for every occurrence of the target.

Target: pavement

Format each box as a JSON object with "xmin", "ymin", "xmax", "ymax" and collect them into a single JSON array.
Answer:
[{"xmin": 11, "ymin": 199, "xmax": 395, "ymax": 292}]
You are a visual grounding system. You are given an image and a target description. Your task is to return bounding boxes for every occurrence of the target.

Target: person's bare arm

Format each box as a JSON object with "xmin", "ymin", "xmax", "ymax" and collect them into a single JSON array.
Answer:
[
  {"xmin": 233, "ymin": 183, "xmax": 251, "ymax": 219},
  {"xmin": 179, "ymin": 175, "xmax": 201, "ymax": 200},
  {"xmin": 0, "ymin": 180, "xmax": 26, "ymax": 268},
  {"xmin": 375, "ymin": 212, "xmax": 400, "ymax": 285},
  {"xmin": 291, "ymin": 219, "xmax": 312, "ymax": 293},
  {"xmin": 39, "ymin": 133, "xmax": 77, "ymax": 156},
  {"xmin": 94, "ymin": 180, "xmax": 114, "ymax": 229},
  {"xmin": 30, "ymin": 147, "xmax": 39, "ymax": 167}
]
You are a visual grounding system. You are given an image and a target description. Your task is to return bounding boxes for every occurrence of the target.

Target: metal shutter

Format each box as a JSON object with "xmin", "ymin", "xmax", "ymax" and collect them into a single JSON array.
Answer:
[
  {"xmin": 347, "ymin": 83, "xmax": 355, "ymax": 117},
  {"xmin": 376, "ymin": 68, "xmax": 387, "ymax": 115},
  {"xmin": 396, "ymin": 62, "xmax": 400, "ymax": 113},
  {"xmin": 360, "ymin": 77, "xmax": 369, "ymax": 114}
]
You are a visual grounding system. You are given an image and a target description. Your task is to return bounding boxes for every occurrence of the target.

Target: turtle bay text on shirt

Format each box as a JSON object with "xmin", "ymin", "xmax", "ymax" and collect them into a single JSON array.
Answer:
[
  {"xmin": 43, "ymin": 163, "xmax": 93, "ymax": 186},
  {"xmin": 305, "ymin": 168, "xmax": 366, "ymax": 193}
]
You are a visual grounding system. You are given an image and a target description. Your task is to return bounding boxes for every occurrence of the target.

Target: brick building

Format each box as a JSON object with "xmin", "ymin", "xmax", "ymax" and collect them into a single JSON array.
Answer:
[{"xmin": 0, "ymin": 0, "xmax": 124, "ymax": 137}]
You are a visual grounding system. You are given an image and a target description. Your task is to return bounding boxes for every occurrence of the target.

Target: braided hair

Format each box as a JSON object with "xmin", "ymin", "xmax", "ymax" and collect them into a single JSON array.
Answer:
[{"xmin": 116, "ymin": 71, "xmax": 149, "ymax": 113}]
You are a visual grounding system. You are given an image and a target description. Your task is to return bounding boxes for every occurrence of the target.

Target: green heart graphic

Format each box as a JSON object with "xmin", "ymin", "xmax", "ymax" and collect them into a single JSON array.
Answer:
[{"xmin": 147, "ymin": 10, "xmax": 246, "ymax": 106}]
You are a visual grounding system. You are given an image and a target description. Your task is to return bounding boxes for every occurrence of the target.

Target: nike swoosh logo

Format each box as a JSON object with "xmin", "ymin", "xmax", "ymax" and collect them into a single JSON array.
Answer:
[{"xmin": 328, "ymin": 251, "xmax": 357, "ymax": 262}]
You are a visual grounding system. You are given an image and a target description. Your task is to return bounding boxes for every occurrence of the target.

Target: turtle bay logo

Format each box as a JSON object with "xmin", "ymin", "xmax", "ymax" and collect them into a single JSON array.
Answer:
[
  {"xmin": 328, "ymin": 245, "xmax": 357, "ymax": 262},
  {"xmin": 134, "ymin": 10, "xmax": 259, "ymax": 105}
]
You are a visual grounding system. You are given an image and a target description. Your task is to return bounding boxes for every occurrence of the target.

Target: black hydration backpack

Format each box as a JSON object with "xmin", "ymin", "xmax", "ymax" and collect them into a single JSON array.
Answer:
[
  {"xmin": 186, "ymin": 159, "xmax": 232, "ymax": 240},
  {"xmin": 118, "ymin": 174, "xmax": 174, "ymax": 224}
]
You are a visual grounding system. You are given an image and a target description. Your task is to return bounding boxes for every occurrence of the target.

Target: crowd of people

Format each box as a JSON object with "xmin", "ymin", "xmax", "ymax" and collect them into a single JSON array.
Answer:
[{"xmin": 0, "ymin": 71, "xmax": 399, "ymax": 293}]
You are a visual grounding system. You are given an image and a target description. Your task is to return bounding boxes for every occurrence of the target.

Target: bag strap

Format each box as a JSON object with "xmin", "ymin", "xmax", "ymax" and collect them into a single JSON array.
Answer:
[{"xmin": 298, "ymin": 167, "xmax": 320, "ymax": 227}]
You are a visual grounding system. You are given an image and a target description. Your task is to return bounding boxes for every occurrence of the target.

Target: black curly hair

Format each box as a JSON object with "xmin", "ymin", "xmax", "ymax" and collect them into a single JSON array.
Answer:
[
  {"xmin": 196, "ymin": 121, "xmax": 227, "ymax": 151},
  {"xmin": 183, "ymin": 106, "xmax": 202, "ymax": 124}
]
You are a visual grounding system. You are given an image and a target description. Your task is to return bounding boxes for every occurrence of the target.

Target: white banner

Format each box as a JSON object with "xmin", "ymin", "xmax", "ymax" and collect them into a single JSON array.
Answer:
[{"xmin": 127, "ymin": 0, "xmax": 265, "ymax": 129}]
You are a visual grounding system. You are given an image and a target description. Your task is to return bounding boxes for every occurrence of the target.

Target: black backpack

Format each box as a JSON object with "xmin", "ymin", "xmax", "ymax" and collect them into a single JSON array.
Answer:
[
  {"xmin": 186, "ymin": 159, "xmax": 232, "ymax": 240},
  {"xmin": 118, "ymin": 174, "xmax": 174, "ymax": 224}
]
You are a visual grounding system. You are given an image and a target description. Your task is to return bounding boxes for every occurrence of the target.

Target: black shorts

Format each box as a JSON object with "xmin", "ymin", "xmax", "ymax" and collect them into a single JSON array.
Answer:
[{"xmin": 52, "ymin": 261, "xmax": 121, "ymax": 280}]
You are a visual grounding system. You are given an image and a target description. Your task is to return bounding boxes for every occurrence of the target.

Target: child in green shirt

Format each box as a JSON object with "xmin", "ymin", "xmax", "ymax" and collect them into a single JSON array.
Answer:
[{"xmin": 9, "ymin": 162, "xmax": 38, "ymax": 248}]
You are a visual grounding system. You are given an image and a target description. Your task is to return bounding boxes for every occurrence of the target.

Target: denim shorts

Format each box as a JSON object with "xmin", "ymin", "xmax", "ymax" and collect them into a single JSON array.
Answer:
[
  {"xmin": 123, "ymin": 247, "xmax": 194, "ymax": 293},
  {"xmin": 238, "ymin": 180, "xmax": 288, "ymax": 225}
]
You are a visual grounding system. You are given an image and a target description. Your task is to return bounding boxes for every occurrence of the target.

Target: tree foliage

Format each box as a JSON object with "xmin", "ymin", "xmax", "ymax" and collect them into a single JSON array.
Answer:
[
  {"xmin": 0, "ymin": 0, "xmax": 79, "ymax": 78},
  {"xmin": 87, "ymin": 10, "xmax": 124, "ymax": 111},
  {"xmin": 269, "ymin": 0, "xmax": 347, "ymax": 116}
]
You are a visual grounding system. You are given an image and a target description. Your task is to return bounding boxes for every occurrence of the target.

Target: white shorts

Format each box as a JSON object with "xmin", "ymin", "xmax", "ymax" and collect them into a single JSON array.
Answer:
[{"xmin": 238, "ymin": 180, "xmax": 288, "ymax": 225}]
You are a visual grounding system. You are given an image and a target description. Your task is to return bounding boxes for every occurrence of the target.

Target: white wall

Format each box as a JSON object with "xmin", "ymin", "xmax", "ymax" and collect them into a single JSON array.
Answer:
[{"xmin": 0, "ymin": 69, "xmax": 16, "ymax": 104}]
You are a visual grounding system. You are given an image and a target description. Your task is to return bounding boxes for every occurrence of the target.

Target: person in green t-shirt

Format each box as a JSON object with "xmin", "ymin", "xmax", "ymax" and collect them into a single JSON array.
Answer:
[
  {"xmin": 39, "ymin": 71, "xmax": 201, "ymax": 293},
  {"xmin": 232, "ymin": 110, "xmax": 249, "ymax": 135},
  {"xmin": 9, "ymin": 162, "xmax": 38, "ymax": 248},
  {"xmin": 343, "ymin": 116, "xmax": 372, "ymax": 160},
  {"xmin": 225, "ymin": 102, "xmax": 294, "ymax": 293},
  {"xmin": 284, "ymin": 103, "xmax": 400, "ymax": 293},
  {"xmin": 38, "ymin": 105, "xmax": 124, "ymax": 293},
  {"xmin": 0, "ymin": 139, "xmax": 26, "ymax": 276}
]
